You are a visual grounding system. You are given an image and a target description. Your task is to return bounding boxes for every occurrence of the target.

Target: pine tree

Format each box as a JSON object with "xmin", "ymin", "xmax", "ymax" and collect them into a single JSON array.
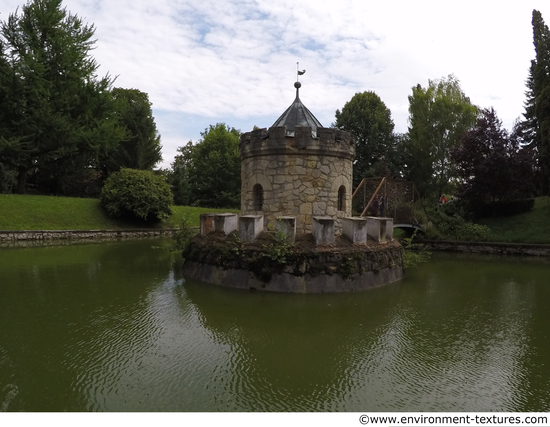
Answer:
[
  {"xmin": 522, "ymin": 63, "xmax": 538, "ymax": 149},
  {"xmin": 101, "ymin": 88, "xmax": 163, "ymax": 174},
  {"xmin": 530, "ymin": 9, "xmax": 550, "ymax": 195},
  {"xmin": 0, "ymin": 0, "xmax": 123, "ymax": 194}
]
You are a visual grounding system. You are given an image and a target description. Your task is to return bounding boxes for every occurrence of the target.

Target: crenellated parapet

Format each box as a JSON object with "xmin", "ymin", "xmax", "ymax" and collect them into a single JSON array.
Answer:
[{"xmin": 239, "ymin": 126, "xmax": 355, "ymax": 161}]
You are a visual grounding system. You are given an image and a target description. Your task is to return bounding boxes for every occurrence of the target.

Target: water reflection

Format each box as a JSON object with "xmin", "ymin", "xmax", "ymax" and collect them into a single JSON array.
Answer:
[
  {"xmin": 1, "ymin": 241, "xmax": 550, "ymax": 411},
  {"xmin": 181, "ymin": 282, "xmax": 402, "ymax": 410},
  {"xmin": 0, "ymin": 240, "xmax": 176, "ymax": 411},
  {"xmin": 180, "ymin": 254, "xmax": 550, "ymax": 411}
]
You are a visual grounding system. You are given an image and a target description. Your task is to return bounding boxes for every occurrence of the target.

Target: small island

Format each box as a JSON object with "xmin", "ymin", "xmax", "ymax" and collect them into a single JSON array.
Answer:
[{"xmin": 182, "ymin": 79, "xmax": 404, "ymax": 293}]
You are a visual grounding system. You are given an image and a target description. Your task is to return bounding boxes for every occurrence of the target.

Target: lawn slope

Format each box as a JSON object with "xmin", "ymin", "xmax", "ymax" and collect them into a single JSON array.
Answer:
[
  {"xmin": 0, "ymin": 195, "xmax": 238, "ymax": 230},
  {"xmin": 477, "ymin": 197, "xmax": 550, "ymax": 244}
]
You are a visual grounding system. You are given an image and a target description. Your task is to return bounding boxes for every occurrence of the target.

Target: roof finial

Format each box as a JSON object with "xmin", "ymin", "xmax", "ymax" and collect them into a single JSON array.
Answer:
[
  {"xmin": 295, "ymin": 62, "xmax": 305, "ymax": 98},
  {"xmin": 296, "ymin": 62, "xmax": 306, "ymax": 81}
]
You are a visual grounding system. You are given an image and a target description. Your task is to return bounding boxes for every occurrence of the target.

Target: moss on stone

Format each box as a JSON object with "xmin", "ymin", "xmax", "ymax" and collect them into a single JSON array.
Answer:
[{"xmin": 183, "ymin": 232, "xmax": 403, "ymax": 285}]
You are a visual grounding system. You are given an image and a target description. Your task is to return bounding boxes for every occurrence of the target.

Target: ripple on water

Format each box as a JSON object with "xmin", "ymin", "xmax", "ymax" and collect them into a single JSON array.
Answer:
[
  {"xmin": 336, "ymin": 301, "xmax": 535, "ymax": 412},
  {"xmin": 5, "ymin": 243, "xmax": 550, "ymax": 411},
  {"xmin": 0, "ymin": 384, "xmax": 19, "ymax": 412},
  {"xmin": 67, "ymin": 279, "xmax": 230, "ymax": 411}
]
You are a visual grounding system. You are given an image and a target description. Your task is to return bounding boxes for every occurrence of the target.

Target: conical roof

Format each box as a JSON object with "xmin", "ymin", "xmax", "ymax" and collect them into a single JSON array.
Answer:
[{"xmin": 272, "ymin": 81, "xmax": 323, "ymax": 137}]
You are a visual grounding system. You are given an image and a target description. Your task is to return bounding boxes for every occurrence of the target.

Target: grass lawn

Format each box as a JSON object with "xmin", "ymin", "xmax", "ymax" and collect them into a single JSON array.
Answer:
[
  {"xmin": 3, "ymin": 194, "xmax": 550, "ymax": 245},
  {"xmin": 0, "ymin": 194, "xmax": 239, "ymax": 230},
  {"xmin": 476, "ymin": 196, "xmax": 550, "ymax": 244},
  {"xmin": 166, "ymin": 205, "xmax": 240, "ymax": 228}
]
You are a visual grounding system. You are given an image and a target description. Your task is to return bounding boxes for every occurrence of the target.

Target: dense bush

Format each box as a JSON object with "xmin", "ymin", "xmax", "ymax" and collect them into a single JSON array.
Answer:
[
  {"xmin": 100, "ymin": 168, "xmax": 173, "ymax": 222},
  {"xmin": 439, "ymin": 198, "xmax": 473, "ymax": 220},
  {"xmin": 425, "ymin": 209, "xmax": 493, "ymax": 242},
  {"xmin": 400, "ymin": 230, "xmax": 431, "ymax": 269},
  {"xmin": 171, "ymin": 212, "xmax": 195, "ymax": 252}
]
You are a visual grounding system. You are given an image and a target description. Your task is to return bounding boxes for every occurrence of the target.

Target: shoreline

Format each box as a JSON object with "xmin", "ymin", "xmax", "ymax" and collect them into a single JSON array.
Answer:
[
  {"xmin": 419, "ymin": 239, "xmax": 550, "ymax": 257},
  {"xmin": 3, "ymin": 228, "xmax": 550, "ymax": 257},
  {"xmin": 0, "ymin": 228, "xmax": 179, "ymax": 247}
]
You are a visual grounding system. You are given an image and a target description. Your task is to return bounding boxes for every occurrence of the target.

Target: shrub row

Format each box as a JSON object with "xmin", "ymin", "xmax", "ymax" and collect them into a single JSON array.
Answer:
[{"xmin": 423, "ymin": 209, "xmax": 493, "ymax": 242}]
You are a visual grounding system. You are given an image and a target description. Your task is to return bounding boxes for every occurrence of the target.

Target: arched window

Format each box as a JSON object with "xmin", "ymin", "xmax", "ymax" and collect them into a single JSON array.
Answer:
[
  {"xmin": 253, "ymin": 184, "xmax": 264, "ymax": 211},
  {"xmin": 337, "ymin": 185, "xmax": 346, "ymax": 211}
]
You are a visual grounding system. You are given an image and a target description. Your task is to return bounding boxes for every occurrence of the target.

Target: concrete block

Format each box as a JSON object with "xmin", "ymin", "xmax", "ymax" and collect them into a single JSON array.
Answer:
[
  {"xmin": 365, "ymin": 217, "xmax": 384, "ymax": 243},
  {"xmin": 379, "ymin": 218, "xmax": 387, "ymax": 243},
  {"xmin": 214, "ymin": 213, "xmax": 239, "ymax": 235},
  {"xmin": 239, "ymin": 215, "xmax": 264, "ymax": 242},
  {"xmin": 275, "ymin": 216, "xmax": 296, "ymax": 243},
  {"xmin": 365, "ymin": 217, "xmax": 392, "ymax": 243},
  {"xmin": 342, "ymin": 217, "xmax": 368, "ymax": 244},
  {"xmin": 383, "ymin": 217, "xmax": 394, "ymax": 242},
  {"xmin": 312, "ymin": 216, "xmax": 335, "ymax": 245},
  {"xmin": 200, "ymin": 213, "xmax": 216, "ymax": 236}
]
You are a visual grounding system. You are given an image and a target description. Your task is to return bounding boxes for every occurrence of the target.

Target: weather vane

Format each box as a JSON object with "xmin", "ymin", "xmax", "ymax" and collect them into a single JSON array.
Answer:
[{"xmin": 297, "ymin": 62, "xmax": 306, "ymax": 81}]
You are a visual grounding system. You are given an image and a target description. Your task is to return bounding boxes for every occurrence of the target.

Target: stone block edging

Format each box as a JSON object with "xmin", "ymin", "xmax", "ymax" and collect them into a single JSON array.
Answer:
[
  {"xmin": 420, "ymin": 240, "xmax": 550, "ymax": 257},
  {"xmin": 0, "ymin": 228, "xmax": 181, "ymax": 243}
]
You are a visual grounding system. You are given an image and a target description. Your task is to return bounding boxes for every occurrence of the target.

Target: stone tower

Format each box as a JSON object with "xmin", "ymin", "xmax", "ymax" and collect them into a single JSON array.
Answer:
[{"xmin": 239, "ymin": 80, "xmax": 355, "ymax": 233}]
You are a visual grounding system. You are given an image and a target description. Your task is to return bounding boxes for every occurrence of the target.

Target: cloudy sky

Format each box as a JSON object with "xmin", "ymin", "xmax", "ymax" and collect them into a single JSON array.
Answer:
[{"xmin": 3, "ymin": 0, "xmax": 550, "ymax": 168}]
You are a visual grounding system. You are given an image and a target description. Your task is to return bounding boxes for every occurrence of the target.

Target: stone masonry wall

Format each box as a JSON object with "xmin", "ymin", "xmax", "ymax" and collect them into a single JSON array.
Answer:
[
  {"xmin": 240, "ymin": 125, "xmax": 354, "ymax": 233},
  {"xmin": 421, "ymin": 240, "xmax": 550, "ymax": 257},
  {"xmin": 0, "ymin": 229, "xmax": 177, "ymax": 246}
]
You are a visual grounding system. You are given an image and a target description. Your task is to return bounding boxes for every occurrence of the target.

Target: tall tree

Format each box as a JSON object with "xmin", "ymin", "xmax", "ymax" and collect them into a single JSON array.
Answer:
[
  {"xmin": 452, "ymin": 108, "xmax": 534, "ymax": 205},
  {"xmin": 168, "ymin": 142, "xmax": 193, "ymax": 206},
  {"xmin": 529, "ymin": 10, "xmax": 550, "ymax": 195},
  {"xmin": 187, "ymin": 123, "xmax": 241, "ymax": 208},
  {"xmin": 521, "ymin": 63, "xmax": 539, "ymax": 150},
  {"xmin": 0, "ymin": 0, "xmax": 123, "ymax": 194},
  {"xmin": 404, "ymin": 75, "xmax": 478, "ymax": 198},
  {"xmin": 0, "ymin": 35, "xmax": 17, "ymax": 192},
  {"xmin": 101, "ymin": 88, "xmax": 162, "ymax": 174},
  {"xmin": 334, "ymin": 91, "xmax": 396, "ymax": 188}
]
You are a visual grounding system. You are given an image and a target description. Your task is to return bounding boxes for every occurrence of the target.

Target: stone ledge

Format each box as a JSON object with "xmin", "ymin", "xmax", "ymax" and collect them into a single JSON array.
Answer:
[
  {"xmin": 420, "ymin": 240, "xmax": 550, "ymax": 257},
  {"xmin": 0, "ymin": 228, "xmax": 178, "ymax": 243}
]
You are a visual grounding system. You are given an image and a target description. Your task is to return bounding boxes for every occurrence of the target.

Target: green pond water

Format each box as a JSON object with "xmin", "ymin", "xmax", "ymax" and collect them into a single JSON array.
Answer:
[{"xmin": 1, "ymin": 238, "xmax": 550, "ymax": 412}]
